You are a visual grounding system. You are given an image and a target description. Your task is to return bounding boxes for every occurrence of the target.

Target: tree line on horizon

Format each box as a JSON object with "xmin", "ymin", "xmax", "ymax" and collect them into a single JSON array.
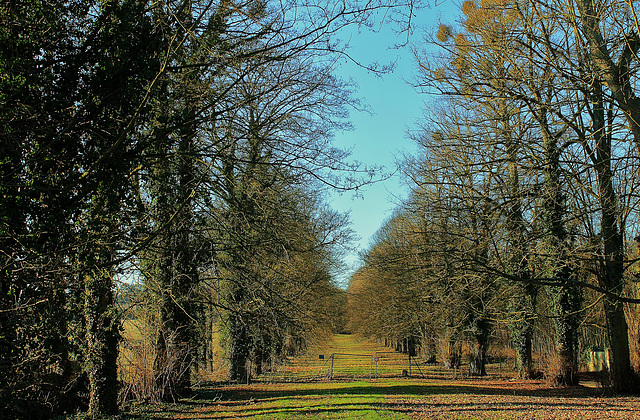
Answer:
[
  {"xmin": 347, "ymin": 0, "xmax": 640, "ymax": 395},
  {"xmin": 0, "ymin": 0, "xmax": 426, "ymax": 418}
]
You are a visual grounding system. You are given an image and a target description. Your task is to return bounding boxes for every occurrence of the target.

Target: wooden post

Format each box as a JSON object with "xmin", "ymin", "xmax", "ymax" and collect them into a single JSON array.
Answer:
[{"xmin": 329, "ymin": 353, "xmax": 334, "ymax": 380}]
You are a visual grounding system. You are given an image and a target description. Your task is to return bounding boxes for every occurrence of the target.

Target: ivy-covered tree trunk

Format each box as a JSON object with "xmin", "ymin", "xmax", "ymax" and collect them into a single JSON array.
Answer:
[
  {"xmin": 154, "ymin": 186, "xmax": 198, "ymax": 400},
  {"xmin": 539, "ymin": 117, "xmax": 582, "ymax": 386},
  {"xmin": 252, "ymin": 335, "xmax": 273, "ymax": 377},
  {"xmin": 218, "ymin": 114, "xmax": 266, "ymax": 385},
  {"xmin": 81, "ymin": 183, "xmax": 123, "ymax": 416},
  {"xmin": 84, "ymin": 268, "xmax": 120, "ymax": 415},
  {"xmin": 79, "ymin": 0, "xmax": 160, "ymax": 412},
  {"xmin": 443, "ymin": 325, "xmax": 462, "ymax": 369},
  {"xmin": 155, "ymin": 290, "xmax": 195, "ymax": 401},
  {"xmin": 151, "ymin": 128, "xmax": 199, "ymax": 401},
  {"xmin": 550, "ymin": 282, "xmax": 581, "ymax": 386},
  {"xmin": 469, "ymin": 318, "xmax": 491, "ymax": 377},
  {"xmin": 504, "ymin": 110, "xmax": 536, "ymax": 380},
  {"xmin": 226, "ymin": 289, "xmax": 251, "ymax": 384},
  {"xmin": 509, "ymin": 292, "xmax": 535, "ymax": 378}
]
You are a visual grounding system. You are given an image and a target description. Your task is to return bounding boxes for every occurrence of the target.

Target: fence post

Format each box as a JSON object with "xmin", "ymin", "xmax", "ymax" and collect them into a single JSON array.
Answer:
[
  {"xmin": 409, "ymin": 355, "xmax": 412, "ymax": 376},
  {"xmin": 329, "ymin": 353, "xmax": 334, "ymax": 380}
]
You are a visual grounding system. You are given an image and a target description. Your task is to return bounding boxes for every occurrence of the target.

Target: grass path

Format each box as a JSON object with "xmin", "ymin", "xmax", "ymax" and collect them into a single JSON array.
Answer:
[
  {"xmin": 261, "ymin": 333, "xmax": 416, "ymax": 381},
  {"xmin": 120, "ymin": 334, "xmax": 640, "ymax": 420},
  {"xmin": 126, "ymin": 334, "xmax": 420, "ymax": 419}
]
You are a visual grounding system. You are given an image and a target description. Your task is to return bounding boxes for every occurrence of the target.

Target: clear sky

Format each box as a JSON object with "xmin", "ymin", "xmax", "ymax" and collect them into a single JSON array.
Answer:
[{"xmin": 329, "ymin": 2, "xmax": 461, "ymax": 287}]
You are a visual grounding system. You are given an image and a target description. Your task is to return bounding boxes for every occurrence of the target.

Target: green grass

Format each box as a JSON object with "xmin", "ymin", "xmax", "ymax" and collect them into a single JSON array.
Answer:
[
  {"xmin": 123, "ymin": 379, "xmax": 423, "ymax": 419},
  {"xmin": 111, "ymin": 335, "xmax": 429, "ymax": 419},
  {"xmin": 259, "ymin": 334, "xmax": 427, "ymax": 382},
  {"xmin": 258, "ymin": 333, "xmax": 509, "ymax": 383},
  {"xmin": 64, "ymin": 334, "xmax": 626, "ymax": 420},
  {"xmin": 123, "ymin": 374, "xmax": 538, "ymax": 419},
  {"xmin": 68, "ymin": 334, "xmax": 518, "ymax": 419},
  {"xmin": 195, "ymin": 380, "xmax": 417, "ymax": 419},
  {"xmin": 115, "ymin": 334, "xmax": 497, "ymax": 419}
]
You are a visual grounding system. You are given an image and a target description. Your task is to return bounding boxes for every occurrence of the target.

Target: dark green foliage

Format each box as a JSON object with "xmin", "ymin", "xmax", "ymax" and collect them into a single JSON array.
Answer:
[
  {"xmin": 0, "ymin": 0, "xmax": 160, "ymax": 416},
  {"xmin": 550, "ymin": 282, "xmax": 582, "ymax": 385},
  {"xmin": 0, "ymin": 2, "xmax": 79, "ymax": 412}
]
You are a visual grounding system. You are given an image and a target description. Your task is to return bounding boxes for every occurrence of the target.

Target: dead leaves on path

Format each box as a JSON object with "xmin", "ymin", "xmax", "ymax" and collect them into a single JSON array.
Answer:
[{"xmin": 390, "ymin": 378, "xmax": 640, "ymax": 420}]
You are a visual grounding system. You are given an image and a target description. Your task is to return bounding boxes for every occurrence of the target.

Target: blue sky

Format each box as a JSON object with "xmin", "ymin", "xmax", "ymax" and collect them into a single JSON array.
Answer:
[{"xmin": 329, "ymin": 2, "xmax": 461, "ymax": 287}]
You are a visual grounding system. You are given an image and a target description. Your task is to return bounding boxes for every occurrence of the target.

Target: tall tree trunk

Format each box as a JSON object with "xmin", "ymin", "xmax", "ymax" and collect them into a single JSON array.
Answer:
[
  {"xmin": 592, "ymin": 84, "xmax": 637, "ymax": 392},
  {"xmin": 539, "ymin": 116, "xmax": 581, "ymax": 386},
  {"xmin": 227, "ymin": 300, "xmax": 251, "ymax": 383},
  {"xmin": 170, "ymin": 130, "xmax": 198, "ymax": 397},
  {"xmin": 83, "ymin": 203, "xmax": 120, "ymax": 416},
  {"xmin": 85, "ymin": 269, "xmax": 119, "ymax": 415},
  {"xmin": 509, "ymin": 296, "xmax": 535, "ymax": 378},
  {"xmin": 571, "ymin": 0, "xmax": 640, "ymax": 393},
  {"xmin": 469, "ymin": 318, "xmax": 490, "ymax": 376},
  {"xmin": 153, "ymin": 124, "xmax": 198, "ymax": 401},
  {"xmin": 504, "ymin": 107, "xmax": 537, "ymax": 379}
]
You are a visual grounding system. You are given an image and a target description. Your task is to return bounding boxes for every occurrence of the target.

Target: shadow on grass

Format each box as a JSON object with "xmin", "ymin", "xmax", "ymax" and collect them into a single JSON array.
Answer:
[
  {"xmin": 123, "ymin": 396, "xmax": 408, "ymax": 419},
  {"xmin": 192, "ymin": 379, "xmax": 605, "ymax": 405},
  {"xmin": 183, "ymin": 401, "xmax": 406, "ymax": 419},
  {"xmin": 383, "ymin": 400, "xmax": 640, "ymax": 419},
  {"xmin": 121, "ymin": 378, "xmax": 640, "ymax": 420},
  {"xmin": 128, "ymin": 382, "xmax": 640, "ymax": 420}
]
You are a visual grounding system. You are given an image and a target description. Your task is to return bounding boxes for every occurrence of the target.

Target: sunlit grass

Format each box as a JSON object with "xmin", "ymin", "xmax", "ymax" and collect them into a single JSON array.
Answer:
[
  {"xmin": 258, "ymin": 334, "xmax": 416, "ymax": 382},
  {"xmin": 152, "ymin": 333, "xmax": 481, "ymax": 419},
  {"xmin": 257, "ymin": 333, "xmax": 509, "ymax": 383},
  {"xmin": 126, "ymin": 374, "xmax": 534, "ymax": 419},
  {"xmin": 115, "ymin": 334, "xmax": 430, "ymax": 419},
  {"xmin": 126, "ymin": 379, "xmax": 426, "ymax": 419},
  {"xmin": 67, "ymin": 334, "xmax": 627, "ymax": 420}
]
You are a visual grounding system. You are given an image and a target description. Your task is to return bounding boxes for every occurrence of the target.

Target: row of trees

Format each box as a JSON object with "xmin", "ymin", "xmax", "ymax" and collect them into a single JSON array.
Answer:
[
  {"xmin": 348, "ymin": 0, "xmax": 640, "ymax": 393},
  {"xmin": 0, "ymin": 0, "xmax": 424, "ymax": 418}
]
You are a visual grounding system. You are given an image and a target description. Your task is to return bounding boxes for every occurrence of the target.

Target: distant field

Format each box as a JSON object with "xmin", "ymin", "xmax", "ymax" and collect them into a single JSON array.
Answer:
[{"xmin": 113, "ymin": 334, "xmax": 640, "ymax": 420}]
